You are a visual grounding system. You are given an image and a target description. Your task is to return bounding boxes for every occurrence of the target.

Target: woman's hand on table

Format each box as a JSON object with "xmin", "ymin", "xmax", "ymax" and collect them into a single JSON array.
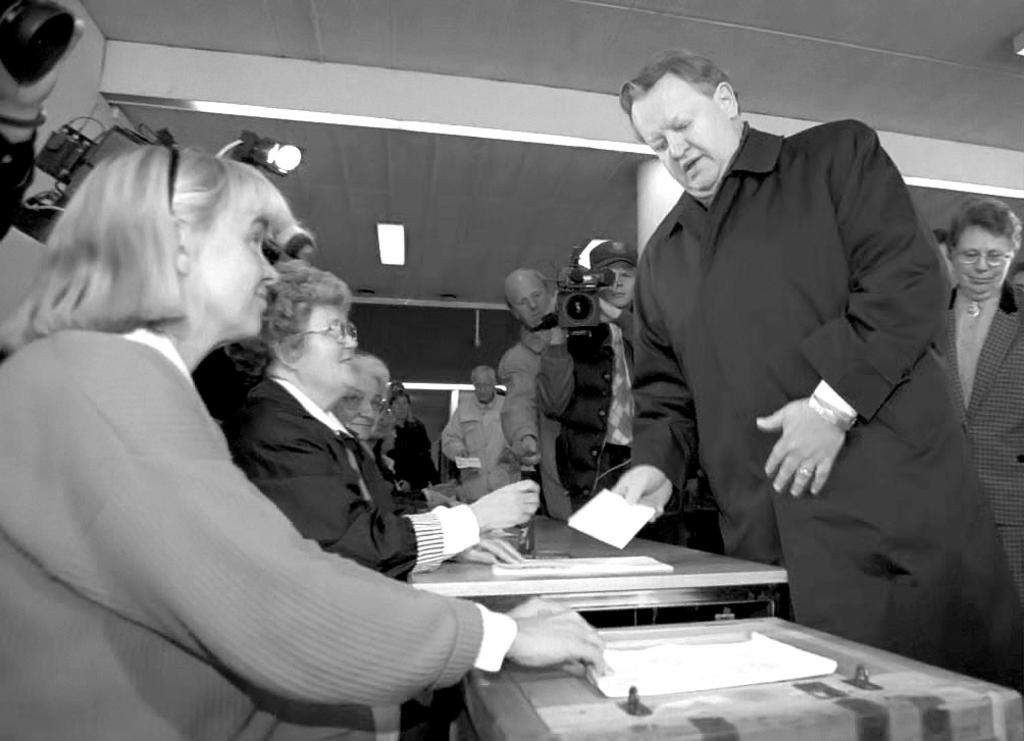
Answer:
[{"xmin": 505, "ymin": 597, "xmax": 607, "ymax": 674}]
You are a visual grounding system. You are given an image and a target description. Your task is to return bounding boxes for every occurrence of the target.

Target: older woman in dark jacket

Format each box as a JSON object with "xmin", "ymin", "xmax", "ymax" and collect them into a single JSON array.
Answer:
[
  {"xmin": 938, "ymin": 197, "xmax": 1024, "ymax": 606},
  {"xmin": 226, "ymin": 263, "xmax": 537, "ymax": 580}
]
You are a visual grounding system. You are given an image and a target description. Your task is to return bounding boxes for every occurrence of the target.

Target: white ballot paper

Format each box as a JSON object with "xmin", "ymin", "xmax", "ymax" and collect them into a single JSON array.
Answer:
[
  {"xmin": 590, "ymin": 632, "xmax": 838, "ymax": 697},
  {"xmin": 491, "ymin": 556, "xmax": 672, "ymax": 578},
  {"xmin": 454, "ymin": 456, "xmax": 481, "ymax": 469},
  {"xmin": 567, "ymin": 488, "xmax": 655, "ymax": 549}
]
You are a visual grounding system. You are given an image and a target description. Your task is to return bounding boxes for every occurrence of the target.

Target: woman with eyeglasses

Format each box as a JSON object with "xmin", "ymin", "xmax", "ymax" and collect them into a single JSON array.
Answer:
[
  {"xmin": 0, "ymin": 146, "xmax": 603, "ymax": 740},
  {"xmin": 939, "ymin": 196, "xmax": 1024, "ymax": 606},
  {"xmin": 331, "ymin": 352, "xmax": 418, "ymax": 511},
  {"xmin": 226, "ymin": 261, "xmax": 539, "ymax": 581}
]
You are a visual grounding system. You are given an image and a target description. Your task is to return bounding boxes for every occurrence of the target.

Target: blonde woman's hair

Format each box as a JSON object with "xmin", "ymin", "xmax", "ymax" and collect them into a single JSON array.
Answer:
[{"xmin": 0, "ymin": 146, "xmax": 295, "ymax": 352}]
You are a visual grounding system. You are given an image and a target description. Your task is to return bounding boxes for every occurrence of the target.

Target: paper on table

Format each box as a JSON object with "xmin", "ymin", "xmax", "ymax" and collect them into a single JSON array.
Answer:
[
  {"xmin": 589, "ymin": 632, "xmax": 838, "ymax": 697},
  {"xmin": 491, "ymin": 556, "xmax": 672, "ymax": 578},
  {"xmin": 567, "ymin": 488, "xmax": 655, "ymax": 549},
  {"xmin": 454, "ymin": 456, "xmax": 481, "ymax": 469}
]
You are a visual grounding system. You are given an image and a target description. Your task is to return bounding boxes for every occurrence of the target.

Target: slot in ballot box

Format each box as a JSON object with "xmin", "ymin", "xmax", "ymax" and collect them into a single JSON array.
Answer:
[
  {"xmin": 463, "ymin": 618, "xmax": 1023, "ymax": 741},
  {"xmin": 412, "ymin": 518, "xmax": 788, "ymax": 624}
]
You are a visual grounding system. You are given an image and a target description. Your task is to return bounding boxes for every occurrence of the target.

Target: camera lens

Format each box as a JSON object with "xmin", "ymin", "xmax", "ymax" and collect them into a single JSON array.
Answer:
[
  {"xmin": 564, "ymin": 293, "xmax": 594, "ymax": 323},
  {"xmin": 0, "ymin": 1, "xmax": 76, "ymax": 84}
]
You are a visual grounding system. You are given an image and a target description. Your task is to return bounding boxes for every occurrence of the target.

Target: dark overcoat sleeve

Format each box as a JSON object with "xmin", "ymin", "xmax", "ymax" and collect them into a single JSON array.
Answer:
[
  {"xmin": 227, "ymin": 396, "xmax": 420, "ymax": 580},
  {"xmin": 630, "ymin": 244, "xmax": 697, "ymax": 489},
  {"xmin": 799, "ymin": 121, "xmax": 946, "ymax": 419}
]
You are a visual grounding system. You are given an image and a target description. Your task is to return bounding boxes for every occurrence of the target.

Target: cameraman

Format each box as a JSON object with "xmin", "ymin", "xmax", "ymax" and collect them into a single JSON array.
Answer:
[
  {"xmin": 0, "ymin": 12, "xmax": 82, "ymax": 240},
  {"xmin": 538, "ymin": 241, "xmax": 684, "ymax": 545}
]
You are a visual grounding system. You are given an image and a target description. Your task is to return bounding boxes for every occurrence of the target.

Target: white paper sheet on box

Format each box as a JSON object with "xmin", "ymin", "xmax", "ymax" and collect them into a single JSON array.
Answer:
[
  {"xmin": 491, "ymin": 556, "xmax": 672, "ymax": 578},
  {"xmin": 590, "ymin": 632, "xmax": 838, "ymax": 697}
]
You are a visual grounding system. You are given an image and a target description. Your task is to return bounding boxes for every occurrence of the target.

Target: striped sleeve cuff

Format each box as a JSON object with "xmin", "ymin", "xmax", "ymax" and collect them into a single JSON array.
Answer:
[{"xmin": 406, "ymin": 512, "xmax": 447, "ymax": 572}]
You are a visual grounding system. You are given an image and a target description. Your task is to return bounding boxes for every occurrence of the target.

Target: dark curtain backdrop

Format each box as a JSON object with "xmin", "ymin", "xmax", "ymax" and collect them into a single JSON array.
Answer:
[{"xmin": 352, "ymin": 304, "xmax": 519, "ymax": 384}]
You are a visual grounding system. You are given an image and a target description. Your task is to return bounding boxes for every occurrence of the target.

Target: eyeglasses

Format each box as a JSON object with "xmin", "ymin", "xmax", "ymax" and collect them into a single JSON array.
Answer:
[
  {"xmin": 338, "ymin": 392, "xmax": 388, "ymax": 413},
  {"xmin": 955, "ymin": 250, "xmax": 1013, "ymax": 267},
  {"xmin": 166, "ymin": 145, "xmax": 179, "ymax": 211},
  {"xmin": 297, "ymin": 318, "xmax": 358, "ymax": 342}
]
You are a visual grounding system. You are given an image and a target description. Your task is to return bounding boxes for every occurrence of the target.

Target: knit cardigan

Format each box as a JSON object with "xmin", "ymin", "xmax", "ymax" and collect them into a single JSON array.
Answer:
[{"xmin": 0, "ymin": 331, "xmax": 482, "ymax": 740}]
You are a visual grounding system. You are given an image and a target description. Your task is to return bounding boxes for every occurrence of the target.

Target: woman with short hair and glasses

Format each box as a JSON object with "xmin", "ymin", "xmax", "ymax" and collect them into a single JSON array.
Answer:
[
  {"xmin": 334, "ymin": 352, "xmax": 392, "ymax": 444},
  {"xmin": 226, "ymin": 261, "xmax": 538, "ymax": 583},
  {"xmin": 939, "ymin": 196, "xmax": 1024, "ymax": 606},
  {"xmin": 332, "ymin": 353, "xmax": 410, "ymax": 505},
  {"xmin": 0, "ymin": 146, "xmax": 603, "ymax": 739}
]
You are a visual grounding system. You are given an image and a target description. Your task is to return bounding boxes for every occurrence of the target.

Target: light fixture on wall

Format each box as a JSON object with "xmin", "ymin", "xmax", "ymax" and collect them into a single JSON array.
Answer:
[
  {"xmin": 377, "ymin": 223, "xmax": 406, "ymax": 265},
  {"xmin": 1014, "ymin": 30, "xmax": 1024, "ymax": 57}
]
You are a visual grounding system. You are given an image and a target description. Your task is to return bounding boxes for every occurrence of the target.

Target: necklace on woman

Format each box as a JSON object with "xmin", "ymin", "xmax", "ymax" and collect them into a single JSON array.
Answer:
[{"xmin": 966, "ymin": 301, "xmax": 981, "ymax": 317}]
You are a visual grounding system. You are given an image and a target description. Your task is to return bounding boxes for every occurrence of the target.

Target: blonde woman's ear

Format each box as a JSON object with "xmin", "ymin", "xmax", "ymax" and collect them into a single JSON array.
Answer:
[{"xmin": 174, "ymin": 243, "xmax": 192, "ymax": 275}]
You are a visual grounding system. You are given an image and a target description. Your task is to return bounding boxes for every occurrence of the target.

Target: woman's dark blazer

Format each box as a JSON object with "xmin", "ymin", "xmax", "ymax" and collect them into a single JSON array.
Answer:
[
  {"xmin": 940, "ymin": 285, "xmax": 1024, "ymax": 604},
  {"xmin": 226, "ymin": 380, "xmax": 419, "ymax": 580}
]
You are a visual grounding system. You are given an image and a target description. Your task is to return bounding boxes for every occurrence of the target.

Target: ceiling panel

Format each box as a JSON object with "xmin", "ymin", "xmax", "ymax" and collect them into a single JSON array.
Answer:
[
  {"xmin": 111, "ymin": 104, "xmax": 1024, "ymax": 306},
  {"xmin": 119, "ymin": 105, "xmax": 641, "ymax": 303},
  {"xmin": 630, "ymin": 0, "xmax": 1024, "ymax": 69},
  {"xmin": 91, "ymin": 2, "xmax": 1024, "ymax": 307},
  {"xmin": 82, "ymin": 0, "xmax": 1024, "ymax": 149}
]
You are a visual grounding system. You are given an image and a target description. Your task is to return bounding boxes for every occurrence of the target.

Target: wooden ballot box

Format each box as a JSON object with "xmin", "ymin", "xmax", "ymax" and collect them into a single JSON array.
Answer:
[
  {"xmin": 462, "ymin": 618, "xmax": 1023, "ymax": 741},
  {"xmin": 413, "ymin": 518, "xmax": 788, "ymax": 623}
]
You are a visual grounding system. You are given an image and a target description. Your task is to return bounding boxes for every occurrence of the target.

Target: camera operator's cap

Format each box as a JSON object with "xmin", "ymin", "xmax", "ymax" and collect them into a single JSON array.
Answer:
[{"xmin": 589, "ymin": 240, "xmax": 637, "ymax": 270}]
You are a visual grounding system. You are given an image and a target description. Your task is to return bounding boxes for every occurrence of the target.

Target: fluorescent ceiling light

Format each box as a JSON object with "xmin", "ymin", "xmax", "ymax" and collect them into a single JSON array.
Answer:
[
  {"xmin": 112, "ymin": 96, "xmax": 1024, "ymax": 200},
  {"xmin": 184, "ymin": 100, "xmax": 652, "ymax": 155},
  {"xmin": 1014, "ymin": 30, "xmax": 1024, "ymax": 57},
  {"xmin": 903, "ymin": 176, "xmax": 1024, "ymax": 200},
  {"xmin": 402, "ymin": 383, "xmax": 476, "ymax": 391},
  {"xmin": 377, "ymin": 223, "xmax": 405, "ymax": 266},
  {"xmin": 393, "ymin": 383, "xmax": 507, "ymax": 419}
]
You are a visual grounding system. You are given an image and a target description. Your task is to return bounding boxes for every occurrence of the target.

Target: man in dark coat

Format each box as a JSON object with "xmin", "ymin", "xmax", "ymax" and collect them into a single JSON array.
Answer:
[{"xmin": 613, "ymin": 49, "xmax": 1022, "ymax": 689}]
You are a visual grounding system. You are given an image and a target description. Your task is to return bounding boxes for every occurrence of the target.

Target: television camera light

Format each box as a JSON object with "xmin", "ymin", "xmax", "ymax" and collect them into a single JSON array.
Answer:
[{"xmin": 226, "ymin": 131, "xmax": 303, "ymax": 176}]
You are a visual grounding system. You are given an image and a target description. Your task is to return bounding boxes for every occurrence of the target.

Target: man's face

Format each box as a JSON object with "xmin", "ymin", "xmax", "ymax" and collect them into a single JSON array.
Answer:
[
  {"xmin": 506, "ymin": 272, "xmax": 554, "ymax": 329},
  {"xmin": 598, "ymin": 263, "xmax": 636, "ymax": 309},
  {"xmin": 630, "ymin": 74, "xmax": 742, "ymax": 203},
  {"xmin": 472, "ymin": 371, "xmax": 497, "ymax": 404}
]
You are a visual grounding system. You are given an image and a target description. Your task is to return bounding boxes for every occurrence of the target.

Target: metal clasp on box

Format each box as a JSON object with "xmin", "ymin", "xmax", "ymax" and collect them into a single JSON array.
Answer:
[{"xmin": 843, "ymin": 664, "xmax": 882, "ymax": 691}]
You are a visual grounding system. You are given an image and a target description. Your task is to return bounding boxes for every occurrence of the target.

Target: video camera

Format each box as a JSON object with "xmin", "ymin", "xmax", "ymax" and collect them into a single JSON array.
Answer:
[
  {"xmin": 555, "ymin": 245, "xmax": 616, "ymax": 330},
  {"xmin": 14, "ymin": 123, "xmax": 168, "ymax": 242},
  {"xmin": 0, "ymin": 0, "xmax": 77, "ymax": 84}
]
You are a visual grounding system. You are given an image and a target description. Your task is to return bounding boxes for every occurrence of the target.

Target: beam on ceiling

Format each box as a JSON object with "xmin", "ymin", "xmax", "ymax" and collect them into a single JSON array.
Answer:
[{"xmin": 100, "ymin": 42, "xmax": 1024, "ymax": 195}]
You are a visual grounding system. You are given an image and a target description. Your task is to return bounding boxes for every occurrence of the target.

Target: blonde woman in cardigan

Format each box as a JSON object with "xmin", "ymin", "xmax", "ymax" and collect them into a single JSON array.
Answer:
[{"xmin": 0, "ymin": 146, "xmax": 603, "ymax": 740}]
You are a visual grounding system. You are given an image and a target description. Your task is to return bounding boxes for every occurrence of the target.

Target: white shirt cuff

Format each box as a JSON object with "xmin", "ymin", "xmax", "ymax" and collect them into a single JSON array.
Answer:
[
  {"xmin": 813, "ymin": 380, "xmax": 857, "ymax": 417},
  {"xmin": 431, "ymin": 504, "xmax": 480, "ymax": 556},
  {"xmin": 473, "ymin": 605, "xmax": 518, "ymax": 672}
]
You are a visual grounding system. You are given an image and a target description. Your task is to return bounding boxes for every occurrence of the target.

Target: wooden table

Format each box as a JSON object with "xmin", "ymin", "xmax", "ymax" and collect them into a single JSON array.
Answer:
[
  {"xmin": 412, "ymin": 518, "xmax": 788, "ymax": 616},
  {"xmin": 464, "ymin": 617, "xmax": 1024, "ymax": 740}
]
